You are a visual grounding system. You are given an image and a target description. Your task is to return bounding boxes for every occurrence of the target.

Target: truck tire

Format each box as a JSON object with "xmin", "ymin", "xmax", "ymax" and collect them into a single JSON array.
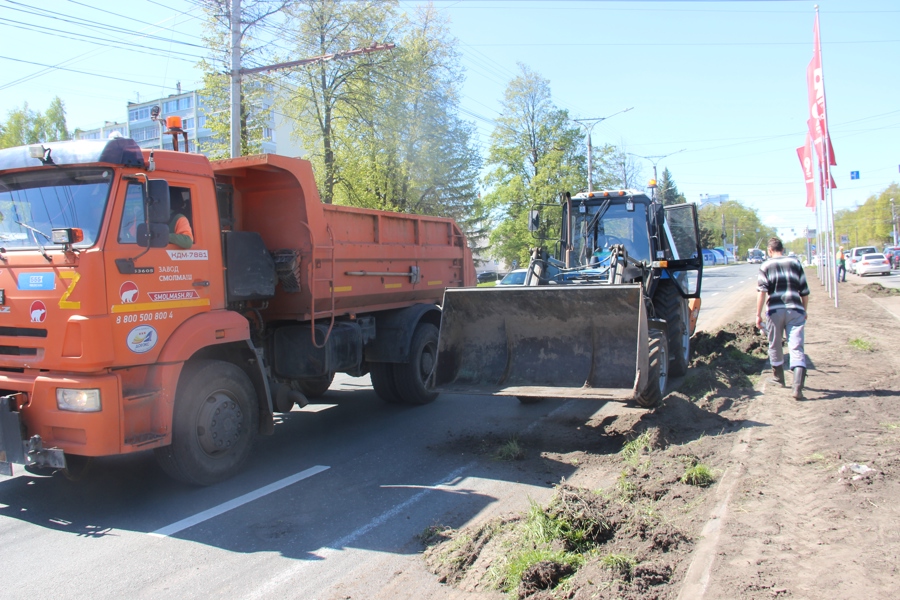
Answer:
[
  {"xmin": 370, "ymin": 362, "xmax": 403, "ymax": 404},
  {"xmin": 297, "ymin": 372, "xmax": 334, "ymax": 399},
  {"xmin": 155, "ymin": 360, "xmax": 258, "ymax": 485},
  {"xmin": 636, "ymin": 330, "xmax": 668, "ymax": 408},
  {"xmin": 654, "ymin": 281, "xmax": 690, "ymax": 377},
  {"xmin": 393, "ymin": 323, "xmax": 440, "ymax": 405}
]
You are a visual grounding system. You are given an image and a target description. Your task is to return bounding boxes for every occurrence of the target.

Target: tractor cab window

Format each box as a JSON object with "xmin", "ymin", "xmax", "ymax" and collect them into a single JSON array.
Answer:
[
  {"xmin": 570, "ymin": 201, "xmax": 651, "ymax": 266},
  {"xmin": 0, "ymin": 168, "xmax": 112, "ymax": 249},
  {"xmin": 117, "ymin": 182, "xmax": 144, "ymax": 244}
]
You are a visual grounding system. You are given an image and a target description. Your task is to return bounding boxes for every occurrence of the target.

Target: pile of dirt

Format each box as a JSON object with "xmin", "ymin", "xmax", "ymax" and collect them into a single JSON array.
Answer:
[
  {"xmin": 856, "ymin": 282, "xmax": 900, "ymax": 297},
  {"xmin": 422, "ymin": 320, "xmax": 768, "ymax": 599}
]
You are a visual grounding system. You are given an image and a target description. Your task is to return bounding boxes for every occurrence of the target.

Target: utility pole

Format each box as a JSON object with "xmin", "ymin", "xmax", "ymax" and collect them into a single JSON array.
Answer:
[
  {"xmin": 891, "ymin": 198, "xmax": 897, "ymax": 246},
  {"xmin": 574, "ymin": 107, "xmax": 632, "ymax": 193},
  {"xmin": 732, "ymin": 222, "xmax": 737, "ymax": 260},
  {"xmin": 628, "ymin": 149, "xmax": 686, "ymax": 202},
  {"xmin": 721, "ymin": 212, "xmax": 727, "ymax": 260},
  {"xmin": 230, "ymin": 0, "xmax": 242, "ymax": 159}
]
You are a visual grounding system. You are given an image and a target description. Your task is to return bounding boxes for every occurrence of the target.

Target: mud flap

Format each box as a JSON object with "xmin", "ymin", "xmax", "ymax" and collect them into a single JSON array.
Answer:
[{"xmin": 434, "ymin": 285, "xmax": 648, "ymax": 400}]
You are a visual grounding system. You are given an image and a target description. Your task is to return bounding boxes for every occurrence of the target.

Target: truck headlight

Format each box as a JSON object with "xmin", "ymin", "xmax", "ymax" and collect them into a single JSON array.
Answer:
[{"xmin": 56, "ymin": 389, "xmax": 101, "ymax": 412}]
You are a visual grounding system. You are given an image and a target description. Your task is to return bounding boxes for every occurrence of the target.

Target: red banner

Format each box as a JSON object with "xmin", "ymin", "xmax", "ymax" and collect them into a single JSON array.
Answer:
[
  {"xmin": 807, "ymin": 14, "xmax": 836, "ymax": 168},
  {"xmin": 797, "ymin": 134, "xmax": 816, "ymax": 209}
]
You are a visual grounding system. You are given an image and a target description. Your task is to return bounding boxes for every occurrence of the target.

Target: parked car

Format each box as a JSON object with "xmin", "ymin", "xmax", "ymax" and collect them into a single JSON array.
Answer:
[
  {"xmin": 702, "ymin": 248, "xmax": 717, "ymax": 266},
  {"xmin": 498, "ymin": 268, "xmax": 527, "ymax": 285},
  {"xmin": 848, "ymin": 246, "xmax": 878, "ymax": 274},
  {"xmin": 477, "ymin": 271, "xmax": 501, "ymax": 284},
  {"xmin": 856, "ymin": 253, "xmax": 892, "ymax": 277},
  {"xmin": 882, "ymin": 246, "xmax": 900, "ymax": 269}
]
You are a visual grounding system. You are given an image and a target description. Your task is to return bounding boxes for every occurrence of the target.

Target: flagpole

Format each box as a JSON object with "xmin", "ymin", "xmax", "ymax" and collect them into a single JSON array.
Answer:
[{"xmin": 816, "ymin": 6, "xmax": 838, "ymax": 308}]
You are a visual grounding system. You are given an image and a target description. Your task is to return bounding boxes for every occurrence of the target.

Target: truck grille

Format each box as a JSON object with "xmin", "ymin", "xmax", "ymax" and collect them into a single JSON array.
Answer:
[{"xmin": 0, "ymin": 327, "xmax": 47, "ymax": 338}]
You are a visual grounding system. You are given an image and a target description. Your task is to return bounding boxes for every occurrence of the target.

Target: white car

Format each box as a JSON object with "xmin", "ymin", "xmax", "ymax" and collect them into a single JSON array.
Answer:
[
  {"xmin": 498, "ymin": 268, "xmax": 527, "ymax": 285},
  {"xmin": 855, "ymin": 253, "xmax": 891, "ymax": 277},
  {"xmin": 848, "ymin": 246, "xmax": 877, "ymax": 274}
]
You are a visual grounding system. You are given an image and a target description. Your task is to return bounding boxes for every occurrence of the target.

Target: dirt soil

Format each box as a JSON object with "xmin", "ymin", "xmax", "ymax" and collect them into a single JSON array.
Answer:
[{"xmin": 420, "ymin": 278, "xmax": 900, "ymax": 599}]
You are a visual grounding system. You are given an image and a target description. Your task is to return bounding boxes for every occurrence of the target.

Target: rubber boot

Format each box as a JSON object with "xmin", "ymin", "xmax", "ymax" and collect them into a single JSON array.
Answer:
[
  {"xmin": 792, "ymin": 367, "xmax": 807, "ymax": 400},
  {"xmin": 768, "ymin": 364, "xmax": 785, "ymax": 387}
]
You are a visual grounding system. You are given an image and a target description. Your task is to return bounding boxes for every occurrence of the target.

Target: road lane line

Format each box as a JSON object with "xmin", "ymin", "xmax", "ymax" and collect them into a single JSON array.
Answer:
[
  {"xmin": 712, "ymin": 292, "xmax": 719, "ymax": 296},
  {"xmin": 149, "ymin": 465, "xmax": 330, "ymax": 538},
  {"xmin": 244, "ymin": 461, "xmax": 476, "ymax": 600}
]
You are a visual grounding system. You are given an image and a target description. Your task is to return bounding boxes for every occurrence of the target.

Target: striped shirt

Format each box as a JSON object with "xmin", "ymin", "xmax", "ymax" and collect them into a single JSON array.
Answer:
[{"xmin": 757, "ymin": 255, "xmax": 810, "ymax": 315}]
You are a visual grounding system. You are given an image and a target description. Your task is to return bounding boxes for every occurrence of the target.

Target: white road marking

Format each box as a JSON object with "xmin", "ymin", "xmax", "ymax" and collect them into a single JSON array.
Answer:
[
  {"xmin": 244, "ymin": 462, "xmax": 476, "ymax": 600},
  {"xmin": 149, "ymin": 465, "xmax": 330, "ymax": 538},
  {"xmin": 712, "ymin": 292, "xmax": 719, "ymax": 296},
  {"xmin": 297, "ymin": 404, "xmax": 338, "ymax": 413}
]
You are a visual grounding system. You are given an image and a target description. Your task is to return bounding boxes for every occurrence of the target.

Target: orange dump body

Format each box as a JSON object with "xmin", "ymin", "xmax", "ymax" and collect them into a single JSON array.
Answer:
[{"xmin": 211, "ymin": 154, "xmax": 475, "ymax": 321}]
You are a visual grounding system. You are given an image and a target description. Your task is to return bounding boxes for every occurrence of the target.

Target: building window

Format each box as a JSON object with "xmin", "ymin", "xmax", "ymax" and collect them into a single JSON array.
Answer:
[
  {"xmin": 163, "ymin": 100, "xmax": 178, "ymax": 113},
  {"xmin": 183, "ymin": 118, "xmax": 194, "ymax": 131},
  {"xmin": 198, "ymin": 115, "xmax": 207, "ymax": 129},
  {"xmin": 131, "ymin": 126, "xmax": 159, "ymax": 142},
  {"xmin": 179, "ymin": 97, "xmax": 193, "ymax": 110},
  {"xmin": 263, "ymin": 127, "xmax": 274, "ymax": 142},
  {"xmin": 129, "ymin": 107, "xmax": 150, "ymax": 122}
]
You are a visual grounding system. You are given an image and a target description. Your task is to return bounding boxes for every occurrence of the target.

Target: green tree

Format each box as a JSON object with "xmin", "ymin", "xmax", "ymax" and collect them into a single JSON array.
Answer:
[
  {"xmin": 282, "ymin": 0, "xmax": 398, "ymax": 204},
  {"xmin": 656, "ymin": 167, "xmax": 686, "ymax": 206},
  {"xmin": 0, "ymin": 97, "xmax": 70, "ymax": 148},
  {"xmin": 481, "ymin": 64, "xmax": 585, "ymax": 267},
  {"xmin": 698, "ymin": 199, "xmax": 775, "ymax": 257},
  {"xmin": 833, "ymin": 183, "xmax": 900, "ymax": 248}
]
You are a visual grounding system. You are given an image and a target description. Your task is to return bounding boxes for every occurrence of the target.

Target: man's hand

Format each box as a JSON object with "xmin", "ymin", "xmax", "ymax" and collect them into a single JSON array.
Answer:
[{"xmin": 755, "ymin": 314, "xmax": 763, "ymax": 330}]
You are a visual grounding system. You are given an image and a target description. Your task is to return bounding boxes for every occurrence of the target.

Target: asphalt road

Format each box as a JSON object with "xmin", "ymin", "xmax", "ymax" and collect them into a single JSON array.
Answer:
[{"xmin": 0, "ymin": 266, "xmax": 757, "ymax": 599}]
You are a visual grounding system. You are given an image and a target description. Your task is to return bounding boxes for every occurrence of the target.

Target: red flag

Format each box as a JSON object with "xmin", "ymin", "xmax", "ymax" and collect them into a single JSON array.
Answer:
[
  {"xmin": 807, "ymin": 15, "xmax": 836, "ymax": 167},
  {"xmin": 797, "ymin": 134, "xmax": 816, "ymax": 209},
  {"xmin": 807, "ymin": 118, "xmax": 837, "ymax": 189}
]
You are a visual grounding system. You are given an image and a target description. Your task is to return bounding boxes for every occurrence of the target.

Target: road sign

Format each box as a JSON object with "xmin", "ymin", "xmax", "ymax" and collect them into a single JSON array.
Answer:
[
  {"xmin": 850, "ymin": 171, "xmax": 860, "ymax": 180},
  {"xmin": 840, "ymin": 234, "xmax": 850, "ymax": 244}
]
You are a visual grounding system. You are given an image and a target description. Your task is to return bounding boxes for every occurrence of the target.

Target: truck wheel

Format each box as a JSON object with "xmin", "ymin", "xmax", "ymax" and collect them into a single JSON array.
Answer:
[
  {"xmin": 370, "ymin": 362, "xmax": 403, "ymax": 404},
  {"xmin": 636, "ymin": 330, "xmax": 668, "ymax": 408},
  {"xmin": 154, "ymin": 360, "xmax": 258, "ymax": 485},
  {"xmin": 297, "ymin": 372, "xmax": 334, "ymax": 399},
  {"xmin": 393, "ymin": 323, "xmax": 440, "ymax": 405},
  {"xmin": 654, "ymin": 281, "xmax": 690, "ymax": 377}
]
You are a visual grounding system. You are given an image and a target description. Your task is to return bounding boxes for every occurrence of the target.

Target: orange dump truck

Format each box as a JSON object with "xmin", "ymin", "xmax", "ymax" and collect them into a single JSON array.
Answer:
[{"xmin": 0, "ymin": 138, "xmax": 474, "ymax": 484}]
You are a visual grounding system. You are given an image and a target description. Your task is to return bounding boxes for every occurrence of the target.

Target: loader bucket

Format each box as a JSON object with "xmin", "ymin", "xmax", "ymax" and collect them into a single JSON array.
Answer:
[{"xmin": 434, "ymin": 285, "xmax": 649, "ymax": 400}]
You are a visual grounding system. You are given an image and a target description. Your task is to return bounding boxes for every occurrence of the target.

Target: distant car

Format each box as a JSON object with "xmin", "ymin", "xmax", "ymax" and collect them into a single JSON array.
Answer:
[
  {"xmin": 848, "ymin": 246, "xmax": 878, "ymax": 274},
  {"xmin": 477, "ymin": 271, "xmax": 500, "ymax": 284},
  {"xmin": 702, "ymin": 249, "xmax": 717, "ymax": 266},
  {"xmin": 498, "ymin": 268, "xmax": 527, "ymax": 285},
  {"xmin": 882, "ymin": 246, "xmax": 900, "ymax": 269},
  {"xmin": 856, "ymin": 253, "xmax": 891, "ymax": 277}
]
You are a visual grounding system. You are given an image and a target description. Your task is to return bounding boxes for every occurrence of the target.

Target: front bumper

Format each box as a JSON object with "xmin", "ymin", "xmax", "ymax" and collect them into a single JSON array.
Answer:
[{"xmin": 0, "ymin": 395, "xmax": 66, "ymax": 476}]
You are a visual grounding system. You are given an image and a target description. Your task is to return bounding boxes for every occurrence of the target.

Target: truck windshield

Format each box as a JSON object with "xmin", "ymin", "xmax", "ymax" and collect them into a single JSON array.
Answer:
[
  {"xmin": 0, "ymin": 168, "xmax": 111, "ymax": 249},
  {"xmin": 570, "ymin": 201, "xmax": 651, "ymax": 266}
]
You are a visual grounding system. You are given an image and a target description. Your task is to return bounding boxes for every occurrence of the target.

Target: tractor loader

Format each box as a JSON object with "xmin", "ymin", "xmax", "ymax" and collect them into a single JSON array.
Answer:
[{"xmin": 433, "ymin": 189, "xmax": 703, "ymax": 406}]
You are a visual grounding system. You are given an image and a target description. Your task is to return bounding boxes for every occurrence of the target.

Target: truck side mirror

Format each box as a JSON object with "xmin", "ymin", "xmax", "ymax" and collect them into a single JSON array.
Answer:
[
  {"xmin": 528, "ymin": 210, "xmax": 540, "ymax": 232},
  {"xmin": 146, "ymin": 180, "xmax": 170, "ymax": 224},
  {"xmin": 137, "ymin": 223, "xmax": 170, "ymax": 248}
]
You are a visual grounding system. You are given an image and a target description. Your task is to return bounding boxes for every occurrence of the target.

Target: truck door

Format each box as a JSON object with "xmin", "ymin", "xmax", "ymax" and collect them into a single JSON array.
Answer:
[
  {"xmin": 661, "ymin": 202, "xmax": 703, "ymax": 298},
  {"xmin": 105, "ymin": 179, "xmax": 215, "ymax": 363}
]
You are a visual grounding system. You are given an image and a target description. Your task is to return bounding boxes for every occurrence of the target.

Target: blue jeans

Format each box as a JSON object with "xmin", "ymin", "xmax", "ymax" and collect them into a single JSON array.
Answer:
[
  {"xmin": 766, "ymin": 308, "xmax": 806, "ymax": 369},
  {"xmin": 837, "ymin": 264, "xmax": 845, "ymax": 282}
]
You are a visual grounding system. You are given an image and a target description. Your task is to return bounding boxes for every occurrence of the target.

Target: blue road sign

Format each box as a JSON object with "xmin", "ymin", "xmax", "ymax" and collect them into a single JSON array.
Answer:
[{"xmin": 851, "ymin": 171, "xmax": 860, "ymax": 180}]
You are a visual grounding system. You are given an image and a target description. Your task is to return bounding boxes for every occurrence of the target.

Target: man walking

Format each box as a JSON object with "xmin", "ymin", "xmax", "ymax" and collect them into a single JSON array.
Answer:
[{"xmin": 756, "ymin": 237, "xmax": 810, "ymax": 399}]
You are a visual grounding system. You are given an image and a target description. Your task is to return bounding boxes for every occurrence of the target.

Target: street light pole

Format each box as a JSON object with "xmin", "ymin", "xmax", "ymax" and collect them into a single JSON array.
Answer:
[
  {"xmin": 891, "ymin": 198, "xmax": 897, "ymax": 246},
  {"xmin": 628, "ymin": 149, "xmax": 686, "ymax": 202},
  {"xmin": 574, "ymin": 107, "xmax": 633, "ymax": 194}
]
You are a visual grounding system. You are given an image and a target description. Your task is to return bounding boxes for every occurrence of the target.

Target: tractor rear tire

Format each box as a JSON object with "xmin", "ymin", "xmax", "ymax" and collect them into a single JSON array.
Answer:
[
  {"xmin": 155, "ymin": 360, "xmax": 258, "ymax": 485},
  {"xmin": 393, "ymin": 323, "xmax": 440, "ymax": 405},
  {"xmin": 636, "ymin": 330, "xmax": 668, "ymax": 408},
  {"xmin": 654, "ymin": 281, "xmax": 690, "ymax": 377}
]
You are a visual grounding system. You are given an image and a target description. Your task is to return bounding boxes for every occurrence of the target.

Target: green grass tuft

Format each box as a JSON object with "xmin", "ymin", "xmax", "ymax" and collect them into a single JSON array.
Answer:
[
  {"xmin": 681, "ymin": 463, "xmax": 715, "ymax": 487},
  {"xmin": 600, "ymin": 553, "xmax": 637, "ymax": 579},
  {"xmin": 620, "ymin": 430, "xmax": 653, "ymax": 464},
  {"xmin": 849, "ymin": 338, "xmax": 874, "ymax": 352},
  {"xmin": 495, "ymin": 436, "xmax": 525, "ymax": 461}
]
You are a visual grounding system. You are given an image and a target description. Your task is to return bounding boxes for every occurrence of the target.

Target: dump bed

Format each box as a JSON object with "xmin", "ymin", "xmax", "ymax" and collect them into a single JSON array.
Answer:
[{"xmin": 211, "ymin": 154, "xmax": 475, "ymax": 322}]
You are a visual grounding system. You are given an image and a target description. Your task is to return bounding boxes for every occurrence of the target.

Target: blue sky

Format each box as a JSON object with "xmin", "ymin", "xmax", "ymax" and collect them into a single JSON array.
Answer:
[{"xmin": 1, "ymin": 0, "xmax": 897, "ymax": 241}]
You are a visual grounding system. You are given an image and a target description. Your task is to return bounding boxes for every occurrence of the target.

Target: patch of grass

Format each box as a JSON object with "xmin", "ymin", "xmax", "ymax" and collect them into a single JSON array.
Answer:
[
  {"xmin": 620, "ymin": 430, "xmax": 653, "ymax": 464},
  {"xmin": 419, "ymin": 524, "xmax": 452, "ymax": 546},
  {"xmin": 849, "ymin": 337, "xmax": 874, "ymax": 352},
  {"xmin": 490, "ymin": 501, "xmax": 585, "ymax": 595},
  {"xmin": 680, "ymin": 463, "xmax": 715, "ymax": 487},
  {"xmin": 881, "ymin": 422, "xmax": 900, "ymax": 430},
  {"xmin": 600, "ymin": 553, "xmax": 637, "ymax": 580},
  {"xmin": 495, "ymin": 436, "xmax": 524, "ymax": 461},
  {"xmin": 616, "ymin": 469, "xmax": 637, "ymax": 503}
]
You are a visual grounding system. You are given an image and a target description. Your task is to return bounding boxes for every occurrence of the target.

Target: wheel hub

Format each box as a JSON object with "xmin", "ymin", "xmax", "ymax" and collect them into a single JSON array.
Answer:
[{"xmin": 197, "ymin": 391, "xmax": 244, "ymax": 456}]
